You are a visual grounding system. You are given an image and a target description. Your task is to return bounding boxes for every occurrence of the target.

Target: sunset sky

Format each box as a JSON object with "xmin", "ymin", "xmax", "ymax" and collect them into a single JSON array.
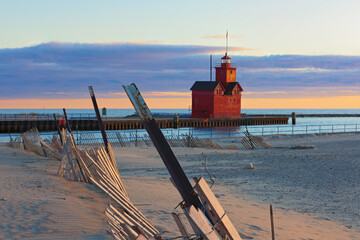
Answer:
[{"xmin": 1, "ymin": 0, "xmax": 360, "ymax": 109}]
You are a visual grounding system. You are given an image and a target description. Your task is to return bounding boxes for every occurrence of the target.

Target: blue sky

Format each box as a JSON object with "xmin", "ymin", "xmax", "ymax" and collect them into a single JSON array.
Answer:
[
  {"xmin": 1, "ymin": 0, "xmax": 360, "ymax": 108},
  {"xmin": 2, "ymin": 0, "xmax": 360, "ymax": 55}
]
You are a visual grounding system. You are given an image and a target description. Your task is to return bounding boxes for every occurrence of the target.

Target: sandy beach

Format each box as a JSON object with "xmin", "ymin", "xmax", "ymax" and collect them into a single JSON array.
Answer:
[
  {"xmin": 0, "ymin": 145, "xmax": 112, "ymax": 239},
  {"xmin": 1, "ymin": 132, "xmax": 360, "ymax": 239}
]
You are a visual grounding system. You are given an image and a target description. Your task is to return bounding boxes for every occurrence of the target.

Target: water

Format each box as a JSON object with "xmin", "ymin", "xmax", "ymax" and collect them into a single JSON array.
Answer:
[
  {"xmin": 2, "ymin": 108, "xmax": 360, "ymax": 125},
  {"xmin": 1, "ymin": 108, "xmax": 360, "ymax": 116},
  {"xmin": 0, "ymin": 108, "xmax": 191, "ymax": 118},
  {"xmin": 1, "ymin": 108, "xmax": 360, "ymax": 143},
  {"xmin": 2, "ymin": 108, "xmax": 360, "ymax": 116}
]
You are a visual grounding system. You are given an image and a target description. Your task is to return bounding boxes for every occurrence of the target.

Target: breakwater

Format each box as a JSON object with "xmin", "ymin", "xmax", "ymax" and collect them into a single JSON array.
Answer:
[
  {"xmin": 248, "ymin": 114, "xmax": 360, "ymax": 117},
  {"xmin": 0, "ymin": 116, "xmax": 288, "ymax": 133}
]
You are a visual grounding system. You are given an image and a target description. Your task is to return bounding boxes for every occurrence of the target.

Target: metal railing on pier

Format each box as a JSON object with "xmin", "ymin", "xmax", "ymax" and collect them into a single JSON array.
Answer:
[
  {"xmin": 0, "ymin": 113, "xmax": 97, "ymax": 121},
  {"xmin": 1, "ymin": 123, "xmax": 359, "ymax": 144}
]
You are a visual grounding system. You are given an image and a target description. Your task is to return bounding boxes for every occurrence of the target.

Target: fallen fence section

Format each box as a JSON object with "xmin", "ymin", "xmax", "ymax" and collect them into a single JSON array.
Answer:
[
  {"xmin": 124, "ymin": 83, "xmax": 242, "ymax": 240},
  {"xmin": 57, "ymin": 131, "xmax": 159, "ymax": 239},
  {"xmin": 241, "ymin": 128, "xmax": 272, "ymax": 150},
  {"xmin": 78, "ymin": 132, "xmax": 239, "ymax": 151},
  {"xmin": 9, "ymin": 128, "xmax": 62, "ymax": 160},
  {"xmin": 10, "ymin": 127, "xmax": 159, "ymax": 240}
]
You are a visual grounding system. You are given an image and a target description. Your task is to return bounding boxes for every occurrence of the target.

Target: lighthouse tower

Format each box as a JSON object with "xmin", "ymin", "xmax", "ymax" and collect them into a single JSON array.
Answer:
[
  {"xmin": 215, "ymin": 53, "xmax": 237, "ymax": 89},
  {"xmin": 190, "ymin": 32, "xmax": 243, "ymax": 118},
  {"xmin": 190, "ymin": 56, "xmax": 243, "ymax": 118}
]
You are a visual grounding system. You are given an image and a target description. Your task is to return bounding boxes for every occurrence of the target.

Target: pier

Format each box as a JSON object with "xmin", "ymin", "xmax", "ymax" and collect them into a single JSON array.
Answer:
[{"xmin": 0, "ymin": 115, "xmax": 288, "ymax": 133}]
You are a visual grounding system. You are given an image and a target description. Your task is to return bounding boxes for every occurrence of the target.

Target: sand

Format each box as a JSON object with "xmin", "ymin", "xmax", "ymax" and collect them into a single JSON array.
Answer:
[
  {"xmin": 113, "ymin": 133, "xmax": 360, "ymax": 239},
  {"xmin": 1, "ymin": 132, "xmax": 360, "ymax": 239},
  {"xmin": 0, "ymin": 145, "xmax": 112, "ymax": 239}
]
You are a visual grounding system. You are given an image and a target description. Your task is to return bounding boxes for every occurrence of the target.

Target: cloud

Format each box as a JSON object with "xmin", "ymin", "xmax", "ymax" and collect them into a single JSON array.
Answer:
[
  {"xmin": 243, "ymin": 87, "xmax": 360, "ymax": 99},
  {"xmin": 1, "ymin": 42, "xmax": 360, "ymax": 101},
  {"xmin": 96, "ymin": 91, "xmax": 190, "ymax": 99},
  {"xmin": 202, "ymin": 33, "xmax": 243, "ymax": 39},
  {"xmin": 143, "ymin": 91, "xmax": 191, "ymax": 98}
]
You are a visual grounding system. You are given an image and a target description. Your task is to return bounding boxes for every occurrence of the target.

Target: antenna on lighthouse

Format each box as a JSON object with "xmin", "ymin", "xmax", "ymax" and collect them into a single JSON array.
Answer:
[
  {"xmin": 226, "ymin": 30, "xmax": 229, "ymax": 55},
  {"xmin": 210, "ymin": 54, "xmax": 212, "ymax": 81}
]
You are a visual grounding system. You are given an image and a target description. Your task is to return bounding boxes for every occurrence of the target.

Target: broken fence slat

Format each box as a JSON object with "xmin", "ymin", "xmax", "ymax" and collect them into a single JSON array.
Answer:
[
  {"xmin": 194, "ymin": 177, "xmax": 242, "ymax": 240},
  {"xmin": 172, "ymin": 212, "xmax": 190, "ymax": 240},
  {"xmin": 187, "ymin": 205, "xmax": 222, "ymax": 240}
]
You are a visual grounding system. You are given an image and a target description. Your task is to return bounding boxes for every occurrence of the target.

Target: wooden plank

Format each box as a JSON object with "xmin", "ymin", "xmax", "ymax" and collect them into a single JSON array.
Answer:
[
  {"xmin": 183, "ymin": 207, "xmax": 202, "ymax": 237},
  {"xmin": 109, "ymin": 228, "xmax": 128, "ymax": 240},
  {"xmin": 187, "ymin": 205, "xmax": 222, "ymax": 240},
  {"xmin": 270, "ymin": 204, "xmax": 275, "ymax": 240},
  {"xmin": 93, "ymin": 178, "xmax": 158, "ymax": 236},
  {"xmin": 120, "ymin": 223, "xmax": 138, "ymax": 240},
  {"xmin": 194, "ymin": 177, "xmax": 242, "ymax": 240},
  {"xmin": 171, "ymin": 212, "xmax": 190, "ymax": 240},
  {"xmin": 107, "ymin": 142, "xmax": 117, "ymax": 168},
  {"xmin": 132, "ymin": 226, "xmax": 149, "ymax": 240},
  {"xmin": 135, "ymin": 234, "xmax": 147, "ymax": 240}
]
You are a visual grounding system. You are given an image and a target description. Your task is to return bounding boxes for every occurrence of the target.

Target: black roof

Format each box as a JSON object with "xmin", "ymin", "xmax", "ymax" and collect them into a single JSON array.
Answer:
[
  {"xmin": 190, "ymin": 81, "xmax": 221, "ymax": 91},
  {"xmin": 226, "ymin": 82, "xmax": 244, "ymax": 92}
]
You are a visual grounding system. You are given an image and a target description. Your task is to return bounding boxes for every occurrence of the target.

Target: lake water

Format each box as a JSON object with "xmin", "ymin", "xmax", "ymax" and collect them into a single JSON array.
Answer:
[
  {"xmin": 1, "ymin": 108, "xmax": 360, "ymax": 143},
  {"xmin": 2, "ymin": 108, "xmax": 360, "ymax": 125}
]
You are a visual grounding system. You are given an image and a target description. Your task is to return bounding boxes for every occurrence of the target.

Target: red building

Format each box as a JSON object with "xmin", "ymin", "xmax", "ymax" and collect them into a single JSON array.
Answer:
[{"xmin": 191, "ymin": 53, "xmax": 243, "ymax": 118}]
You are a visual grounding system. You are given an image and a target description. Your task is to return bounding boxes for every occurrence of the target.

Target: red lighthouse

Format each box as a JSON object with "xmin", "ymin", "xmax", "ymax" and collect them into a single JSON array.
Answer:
[{"xmin": 190, "ymin": 53, "xmax": 243, "ymax": 118}]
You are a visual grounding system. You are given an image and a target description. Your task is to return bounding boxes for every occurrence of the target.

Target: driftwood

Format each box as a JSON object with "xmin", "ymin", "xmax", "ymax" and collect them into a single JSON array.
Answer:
[{"xmin": 289, "ymin": 145, "xmax": 315, "ymax": 150}]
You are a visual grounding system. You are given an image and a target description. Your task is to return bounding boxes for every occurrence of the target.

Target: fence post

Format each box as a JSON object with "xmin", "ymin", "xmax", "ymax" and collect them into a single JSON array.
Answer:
[
  {"xmin": 135, "ymin": 124, "xmax": 138, "ymax": 147},
  {"xmin": 228, "ymin": 129, "xmax": 231, "ymax": 138}
]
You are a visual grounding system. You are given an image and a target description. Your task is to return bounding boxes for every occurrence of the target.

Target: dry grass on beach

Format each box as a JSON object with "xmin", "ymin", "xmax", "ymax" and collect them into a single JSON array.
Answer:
[{"xmin": 1, "ymin": 132, "xmax": 360, "ymax": 239}]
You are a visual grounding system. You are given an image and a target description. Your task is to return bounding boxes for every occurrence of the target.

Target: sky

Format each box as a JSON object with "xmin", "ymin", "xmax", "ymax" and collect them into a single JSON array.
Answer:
[{"xmin": 1, "ymin": 0, "xmax": 360, "ymax": 109}]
